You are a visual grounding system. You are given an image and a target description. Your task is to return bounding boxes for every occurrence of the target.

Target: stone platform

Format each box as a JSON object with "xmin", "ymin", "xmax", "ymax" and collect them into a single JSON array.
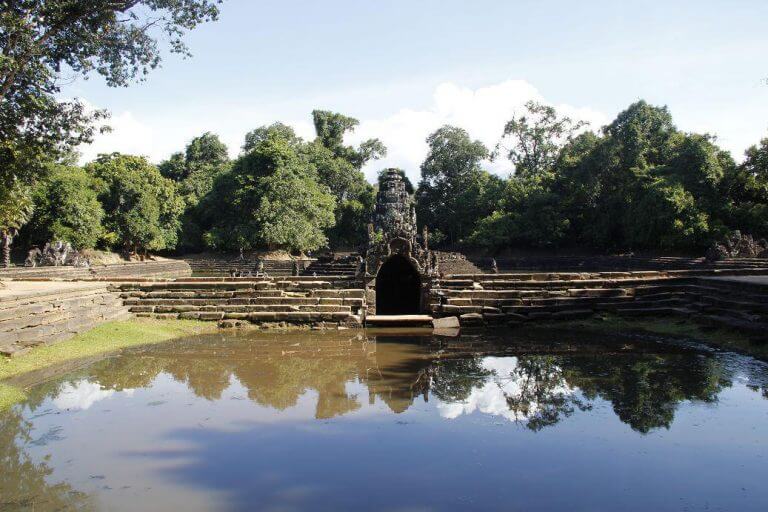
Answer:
[{"xmin": 0, "ymin": 281, "xmax": 130, "ymax": 357}]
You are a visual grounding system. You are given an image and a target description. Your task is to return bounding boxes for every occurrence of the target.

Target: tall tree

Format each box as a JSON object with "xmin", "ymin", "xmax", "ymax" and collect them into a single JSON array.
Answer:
[
  {"xmin": 496, "ymin": 101, "xmax": 586, "ymax": 178},
  {"xmin": 308, "ymin": 110, "xmax": 386, "ymax": 248},
  {"xmin": 0, "ymin": 0, "xmax": 220, "ymax": 235},
  {"xmin": 417, "ymin": 125, "xmax": 502, "ymax": 246},
  {"xmin": 202, "ymin": 125, "xmax": 336, "ymax": 252},
  {"xmin": 23, "ymin": 165, "xmax": 105, "ymax": 249},
  {"xmin": 159, "ymin": 132, "xmax": 231, "ymax": 251},
  {"xmin": 87, "ymin": 153, "xmax": 183, "ymax": 255}
]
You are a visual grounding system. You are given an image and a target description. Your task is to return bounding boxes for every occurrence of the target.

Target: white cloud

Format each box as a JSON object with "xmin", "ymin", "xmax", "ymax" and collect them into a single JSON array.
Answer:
[
  {"xmin": 52, "ymin": 380, "xmax": 116, "ymax": 411},
  {"xmin": 77, "ymin": 79, "xmax": 608, "ymax": 180},
  {"xmin": 436, "ymin": 356, "xmax": 575, "ymax": 424},
  {"xmin": 349, "ymin": 79, "xmax": 608, "ymax": 183}
]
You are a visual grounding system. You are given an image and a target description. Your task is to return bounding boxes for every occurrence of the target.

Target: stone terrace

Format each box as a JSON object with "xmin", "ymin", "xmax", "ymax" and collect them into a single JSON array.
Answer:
[
  {"xmin": 0, "ymin": 258, "xmax": 191, "ymax": 281},
  {"xmin": 115, "ymin": 276, "xmax": 365, "ymax": 327},
  {"xmin": 0, "ymin": 281, "xmax": 130, "ymax": 357},
  {"xmin": 430, "ymin": 268, "xmax": 768, "ymax": 337}
]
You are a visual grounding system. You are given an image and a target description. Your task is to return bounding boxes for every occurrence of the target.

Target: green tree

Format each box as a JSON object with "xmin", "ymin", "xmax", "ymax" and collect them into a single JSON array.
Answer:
[
  {"xmin": 87, "ymin": 154, "xmax": 183, "ymax": 254},
  {"xmin": 0, "ymin": 0, "xmax": 220, "ymax": 231},
  {"xmin": 160, "ymin": 132, "xmax": 230, "ymax": 183},
  {"xmin": 496, "ymin": 101, "xmax": 586, "ymax": 178},
  {"xmin": 24, "ymin": 165, "xmax": 105, "ymax": 249},
  {"xmin": 417, "ymin": 125, "xmax": 503, "ymax": 246},
  {"xmin": 307, "ymin": 110, "xmax": 386, "ymax": 248},
  {"xmin": 554, "ymin": 101, "xmax": 724, "ymax": 251},
  {"xmin": 160, "ymin": 133, "xmax": 231, "ymax": 251},
  {"xmin": 203, "ymin": 125, "xmax": 336, "ymax": 252},
  {"xmin": 722, "ymin": 137, "xmax": 768, "ymax": 237}
]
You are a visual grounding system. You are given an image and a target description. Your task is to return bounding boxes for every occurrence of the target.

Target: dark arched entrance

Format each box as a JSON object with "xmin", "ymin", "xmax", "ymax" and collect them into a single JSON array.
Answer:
[{"xmin": 375, "ymin": 255, "xmax": 421, "ymax": 315}]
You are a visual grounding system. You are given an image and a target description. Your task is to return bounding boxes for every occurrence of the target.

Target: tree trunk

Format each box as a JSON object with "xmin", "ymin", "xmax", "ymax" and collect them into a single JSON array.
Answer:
[{"xmin": 2, "ymin": 235, "xmax": 10, "ymax": 268}]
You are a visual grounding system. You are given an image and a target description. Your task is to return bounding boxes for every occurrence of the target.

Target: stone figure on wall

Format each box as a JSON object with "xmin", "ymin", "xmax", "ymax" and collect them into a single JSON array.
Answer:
[
  {"xmin": 1, "ymin": 228, "xmax": 18, "ymax": 268},
  {"xmin": 24, "ymin": 247, "xmax": 42, "ymax": 267},
  {"xmin": 24, "ymin": 241, "xmax": 90, "ymax": 268},
  {"xmin": 706, "ymin": 231, "xmax": 768, "ymax": 261}
]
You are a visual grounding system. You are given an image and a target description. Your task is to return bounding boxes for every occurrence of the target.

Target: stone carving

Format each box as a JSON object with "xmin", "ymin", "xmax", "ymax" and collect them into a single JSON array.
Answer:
[
  {"xmin": 706, "ymin": 231, "xmax": 768, "ymax": 261},
  {"xmin": 24, "ymin": 241, "xmax": 90, "ymax": 268},
  {"xmin": 365, "ymin": 169, "xmax": 430, "ymax": 274},
  {"xmin": 24, "ymin": 247, "xmax": 41, "ymax": 267}
]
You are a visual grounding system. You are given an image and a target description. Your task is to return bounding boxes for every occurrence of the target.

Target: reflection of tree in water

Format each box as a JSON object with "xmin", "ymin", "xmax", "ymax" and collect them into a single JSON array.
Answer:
[
  {"xmin": 28, "ymin": 333, "xmax": 762, "ymax": 436},
  {"xmin": 562, "ymin": 354, "xmax": 726, "ymax": 433},
  {"xmin": 504, "ymin": 357, "xmax": 591, "ymax": 431},
  {"xmin": 0, "ymin": 404, "xmax": 92, "ymax": 511},
  {"xmin": 89, "ymin": 335, "xmax": 375, "ymax": 419},
  {"xmin": 430, "ymin": 358, "xmax": 492, "ymax": 403},
  {"xmin": 431, "ymin": 355, "xmax": 590, "ymax": 431}
]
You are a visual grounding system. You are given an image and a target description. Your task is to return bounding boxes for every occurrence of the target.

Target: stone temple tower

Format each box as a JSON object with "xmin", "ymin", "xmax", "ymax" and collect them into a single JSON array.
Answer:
[{"xmin": 364, "ymin": 169, "xmax": 431, "ymax": 315}]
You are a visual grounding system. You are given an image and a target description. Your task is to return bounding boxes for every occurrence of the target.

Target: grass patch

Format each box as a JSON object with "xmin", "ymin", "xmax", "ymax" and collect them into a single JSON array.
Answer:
[
  {"xmin": 553, "ymin": 314, "xmax": 768, "ymax": 359},
  {"xmin": 0, "ymin": 318, "xmax": 218, "ymax": 411},
  {"xmin": 0, "ymin": 382, "xmax": 26, "ymax": 411}
]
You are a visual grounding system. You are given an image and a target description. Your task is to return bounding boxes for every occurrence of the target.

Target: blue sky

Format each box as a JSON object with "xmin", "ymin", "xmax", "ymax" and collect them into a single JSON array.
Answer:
[{"xmin": 70, "ymin": 0, "xmax": 768, "ymax": 182}]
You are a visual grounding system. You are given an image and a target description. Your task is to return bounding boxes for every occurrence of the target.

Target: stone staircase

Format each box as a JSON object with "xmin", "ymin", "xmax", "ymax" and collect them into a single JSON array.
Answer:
[
  {"xmin": 430, "ymin": 271, "xmax": 768, "ymax": 337},
  {"xmin": 469, "ymin": 255, "xmax": 768, "ymax": 273},
  {"xmin": 0, "ymin": 282, "xmax": 130, "ymax": 356},
  {"xmin": 115, "ymin": 276, "xmax": 365, "ymax": 327},
  {"xmin": 301, "ymin": 257, "xmax": 360, "ymax": 277},
  {"xmin": 185, "ymin": 256, "xmax": 310, "ymax": 277}
]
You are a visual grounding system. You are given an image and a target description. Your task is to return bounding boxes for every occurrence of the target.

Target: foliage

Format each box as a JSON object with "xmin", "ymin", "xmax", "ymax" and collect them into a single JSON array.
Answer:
[
  {"xmin": 496, "ymin": 101, "xmax": 587, "ymax": 178},
  {"xmin": 721, "ymin": 137, "xmax": 768, "ymax": 237},
  {"xmin": 0, "ymin": 180, "xmax": 33, "ymax": 231},
  {"xmin": 304, "ymin": 110, "xmax": 385, "ymax": 248},
  {"xmin": 417, "ymin": 125, "xmax": 503, "ymax": 246},
  {"xmin": 24, "ymin": 165, "xmax": 105, "ymax": 248},
  {"xmin": 0, "ymin": 0, "xmax": 219, "ymax": 231},
  {"xmin": 202, "ymin": 125, "xmax": 336, "ymax": 252},
  {"xmin": 87, "ymin": 153, "xmax": 183, "ymax": 253},
  {"xmin": 468, "ymin": 175, "xmax": 568, "ymax": 249},
  {"xmin": 460, "ymin": 99, "xmax": 768, "ymax": 253},
  {"xmin": 159, "ymin": 132, "xmax": 231, "ymax": 250}
]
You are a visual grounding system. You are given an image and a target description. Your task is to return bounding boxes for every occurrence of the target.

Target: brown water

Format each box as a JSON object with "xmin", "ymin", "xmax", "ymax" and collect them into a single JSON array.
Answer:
[{"xmin": 2, "ymin": 328, "xmax": 768, "ymax": 511}]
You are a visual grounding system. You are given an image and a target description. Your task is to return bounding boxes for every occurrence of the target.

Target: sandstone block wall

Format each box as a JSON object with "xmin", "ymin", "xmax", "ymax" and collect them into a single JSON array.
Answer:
[
  {"xmin": 0, "ymin": 283, "xmax": 130, "ymax": 357},
  {"xmin": 0, "ymin": 259, "xmax": 191, "ymax": 281},
  {"xmin": 115, "ymin": 277, "xmax": 366, "ymax": 327}
]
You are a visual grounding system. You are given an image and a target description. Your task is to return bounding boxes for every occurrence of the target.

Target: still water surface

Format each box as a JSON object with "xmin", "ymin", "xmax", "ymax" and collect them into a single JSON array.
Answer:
[{"xmin": 2, "ymin": 328, "xmax": 768, "ymax": 511}]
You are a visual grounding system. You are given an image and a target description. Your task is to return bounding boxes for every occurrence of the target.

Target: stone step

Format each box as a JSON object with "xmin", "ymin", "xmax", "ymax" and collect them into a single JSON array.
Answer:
[
  {"xmin": 148, "ymin": 311, "xmax": 361, "ymax": 324},
  {"xmin": 130, "ymin": 304, "xmax": 353, "ymax": 314},
  {"xmin": 365, "ymin": 315, "xmax": 434, "ymax": 327},
  {"xmin": 122, "ymin": 296, "xmax": 361, "ymax": 306}
]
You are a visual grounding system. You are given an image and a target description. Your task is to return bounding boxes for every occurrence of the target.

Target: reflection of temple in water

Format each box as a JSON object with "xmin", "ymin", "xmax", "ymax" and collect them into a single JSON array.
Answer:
[{"xmin": 58, "ymin": 329, "xmax": 756, "ymax": 432}]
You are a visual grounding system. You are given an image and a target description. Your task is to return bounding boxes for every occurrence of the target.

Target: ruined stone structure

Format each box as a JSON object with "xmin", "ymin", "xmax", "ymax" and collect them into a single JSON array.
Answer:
[{"xmin": 364, "ymin": 169, "xmax": 432, "ymax": 315}]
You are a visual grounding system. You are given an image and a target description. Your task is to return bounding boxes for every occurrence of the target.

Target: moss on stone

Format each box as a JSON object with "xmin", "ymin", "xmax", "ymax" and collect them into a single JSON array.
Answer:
[{"xmin": 0, "ymin": 318, "xmax": 218, "ymax": 411}]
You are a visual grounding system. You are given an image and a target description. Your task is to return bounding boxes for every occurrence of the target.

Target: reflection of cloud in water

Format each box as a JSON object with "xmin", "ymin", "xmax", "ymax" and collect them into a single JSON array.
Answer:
[
  {"xmin": 437, "ymin": 357, "xmax": 573, "ymax": 423},
  {"xmin": 52, "ymin": 380, "xmax": 122, "ymax": 410}
]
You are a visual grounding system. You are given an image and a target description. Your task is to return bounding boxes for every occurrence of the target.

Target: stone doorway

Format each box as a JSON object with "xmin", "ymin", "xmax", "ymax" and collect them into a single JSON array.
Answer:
[{"xmin": 375, "ymin": 255, "xmax": 422, "ymax": 315}]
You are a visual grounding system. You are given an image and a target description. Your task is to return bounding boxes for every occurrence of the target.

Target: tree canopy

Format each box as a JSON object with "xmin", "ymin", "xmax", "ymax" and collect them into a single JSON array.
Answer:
[
  {"xmin": 201, "ymin": 124, "xmax": 336, "ymax": 252},
  {"xmin": 0, "ymin": 0, "xmax": 220, "ymax": 231},
  {"xmin": 417, "ymin": 125, "xmax": 503, "ymax": 246},
  {"xmin": 87, "ymin": 153, "xmax": 183, "ymax": 254}
]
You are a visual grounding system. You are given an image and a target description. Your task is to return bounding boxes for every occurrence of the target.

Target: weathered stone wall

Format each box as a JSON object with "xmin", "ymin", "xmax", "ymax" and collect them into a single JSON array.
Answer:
[
  {"xmin": 0, "ymin": 283, "xmax": 130, "ymax": 357},
  {"xmin": 467, "ymin": 255, "xmax": 768, "ymax": 273},
  {"xmin": 115, "ymin": 276, "xmax": 365, "ymax": 327},
  {"xmin": 184, "ymin": 256, "xmax": 311, "ymax": 277},
  {"xmin": 429, "ymin": 269, "xmax": 768, "ymax": 336},
  {"xmin": 0, "ymin": 259, "xmax": 191, "ymax": 281}
]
